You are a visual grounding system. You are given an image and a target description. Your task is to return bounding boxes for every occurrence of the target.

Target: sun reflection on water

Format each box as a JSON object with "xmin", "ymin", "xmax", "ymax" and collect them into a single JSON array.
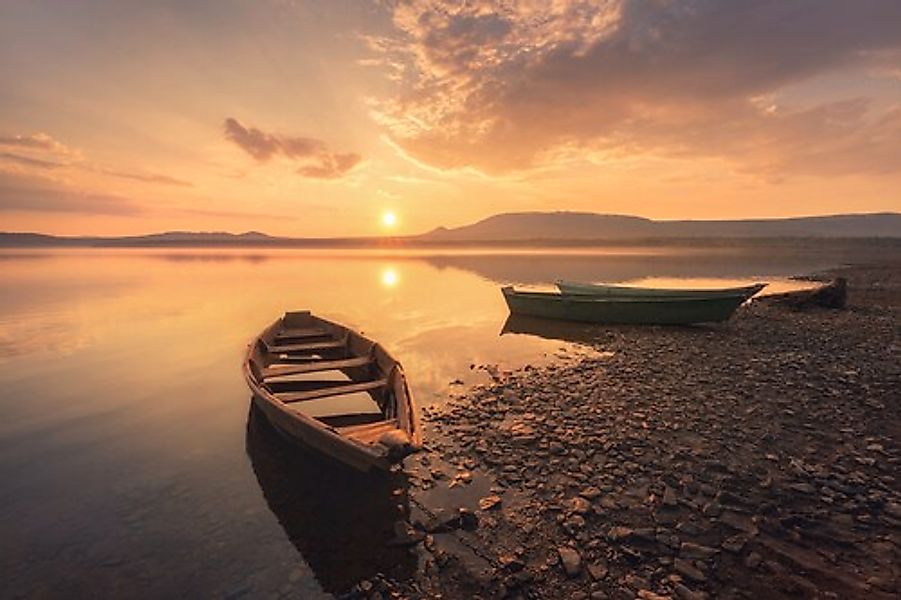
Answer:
[{"xmin": 380, "ymin": 266, "xmax": 399, "ymax": 287}]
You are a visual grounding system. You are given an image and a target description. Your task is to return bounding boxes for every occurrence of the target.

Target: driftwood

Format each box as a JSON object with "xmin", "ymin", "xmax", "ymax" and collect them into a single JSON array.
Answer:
[{"xmin": 767, "ymin": 278, "xmax": 847, "ymax": 310}]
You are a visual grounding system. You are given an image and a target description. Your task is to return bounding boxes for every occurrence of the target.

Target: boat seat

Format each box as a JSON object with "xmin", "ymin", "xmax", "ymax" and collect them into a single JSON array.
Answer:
[
  {"xmin": 265, "ymin": 338, "xmax": 345, "ymax": 354},
  {"xmin": 340, "ymin": 419, "xmax": 399, "ymax": 443},
  {"xmin": 317, "ymin": 412, "xmax": 386, "ymax": 428},
  {"xmin": 276, "ymin": 378, "xmax": 387, "ymax": 404},
  {"xmin": 263, "ymin": 356, "xmax": 372, "ymax": 380},
  {"xmin": 274, "ymin": 327, "xmax": 331, "ymax": 342}
]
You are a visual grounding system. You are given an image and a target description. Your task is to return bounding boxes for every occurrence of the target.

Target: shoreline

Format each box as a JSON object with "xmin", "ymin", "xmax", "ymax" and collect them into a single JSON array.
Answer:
[{"xmin": 361, "ymin": 261, "xmax": 900, "ymax": 599}]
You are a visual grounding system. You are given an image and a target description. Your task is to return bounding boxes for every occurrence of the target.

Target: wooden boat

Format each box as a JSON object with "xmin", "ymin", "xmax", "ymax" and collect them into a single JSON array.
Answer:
[
  {"xmin": 557, "ymin": 280, "xmax": 767, "ymax": 300},
  {"xmin": 502, "ymin": 286, "xmax": 756, "ymax": 325},
  {"xmin": 243, "ymin": 311, "xmax": 421, "ymax": 471}
]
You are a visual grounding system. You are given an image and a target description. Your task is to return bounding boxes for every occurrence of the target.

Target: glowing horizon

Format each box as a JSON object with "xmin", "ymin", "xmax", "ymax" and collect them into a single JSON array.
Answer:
[{"xmin": 1, "ymin": 1, "xmax": 900, "ymax": 237}]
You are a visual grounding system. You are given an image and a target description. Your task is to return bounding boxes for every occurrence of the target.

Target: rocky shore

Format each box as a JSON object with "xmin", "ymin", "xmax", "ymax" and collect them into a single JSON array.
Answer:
[{"xmin": 355, "ymin": 262, "xmax": 900, "ymax": 600}]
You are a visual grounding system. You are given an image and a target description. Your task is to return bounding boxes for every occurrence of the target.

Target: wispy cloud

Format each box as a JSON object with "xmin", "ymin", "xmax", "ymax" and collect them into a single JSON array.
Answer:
[
  {"xmin": 0, "ymin": 152, "xmax": 65, "ymax": 170},
  {"xmin": 94, "ymin": 168, "xmax": 193, "ymax": 187},
  {"xmin": 0, "ymin": 132, "xmax": 192, "ymax": 187},
  {"xmin": 0, "ymin": 171, "xmax": 141, "ymax": 215},
  {"xmin": 0, "ymin": 133, "xmax": 75, "ymax": 156},
  {"xmin": 224, "ymin": 118, "xmax": 362, "ymax": 179}
]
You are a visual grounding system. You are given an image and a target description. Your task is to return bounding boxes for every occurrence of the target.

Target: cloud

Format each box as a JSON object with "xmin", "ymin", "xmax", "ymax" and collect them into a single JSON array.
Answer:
[
  {"xmin": 223, "ymin": 118, "xmax": 361, "ymax": 178},
  {"xmin": 0, "ymin": 131, "xmax": 192, "ymax": 186},
  {"xmin": 95, "ymin": 168, "xmax": 193, "ymax": 187},
  {"xmin": 369, "ymin": 0, "xmax": 901, "ymax": 177},
  {"xmin": 0, "ymin": 171, "xmax": 141, "ymax": 215},
  {"xmin": 0, "ymin": 152, "xmax": 65, "ymax": 170},
  {"xmin": 0, "ymin": 133, "xmax": 74, "ymax": 156},
  {"xmin": 297, "ymin": 152, "xmax": 362, "ymax": 179}
]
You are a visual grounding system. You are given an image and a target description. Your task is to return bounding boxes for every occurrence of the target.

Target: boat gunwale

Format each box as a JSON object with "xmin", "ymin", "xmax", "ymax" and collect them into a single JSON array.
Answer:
[
  {"xmin": 502, "ymin": 285, "xmax": 764, "ymax": 305},
  {"xmin": 555, "ymin": 280, "xmax": 767, "ymax": 299}
]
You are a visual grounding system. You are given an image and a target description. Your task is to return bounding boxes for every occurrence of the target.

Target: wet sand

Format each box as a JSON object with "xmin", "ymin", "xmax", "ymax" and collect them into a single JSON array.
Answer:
[{"xmin": 359, "ymin": 262, "xmax": 900, "ymax": 599}]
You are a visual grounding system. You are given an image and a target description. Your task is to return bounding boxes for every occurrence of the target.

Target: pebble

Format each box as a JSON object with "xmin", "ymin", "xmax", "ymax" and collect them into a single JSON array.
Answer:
[
  {"xmin": 557, "ymin": 546, "xmax": 582, "ymax": 577},
  {"xmin": 402, "ymin": 265, "xmax": 901, "ymax": 599},
  {"xmin": 478, "ymin": 495, "xmax": 502, "ymax": 511},
  {"xmin": 673, "ymin": 558, "xmax": 706, "ymax": 582},
  {"xmin": 586, "ymin": 561, "xmax": 608, "ymax": 581}
]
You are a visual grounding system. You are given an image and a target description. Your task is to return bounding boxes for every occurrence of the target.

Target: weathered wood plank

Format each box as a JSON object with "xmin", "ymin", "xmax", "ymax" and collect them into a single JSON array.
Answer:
[
  {"xmin": 343, "ymin": 420, "xmax": 399, "ymax": 443},
  {"xmin": 317, "ymin": 412, "xmax": 386, "ymax": 428},
  {"xmin": 266, "ymin": 339, "xmax": 345, "ymax": 354},
  {"xmin": 263, "ymin": 356, "xmax": 372, "ymax": 380},
  {"xmin": 276, "ymin": 378, "xmax": 387, "ymax": 404},
  {"xmin": 339, "ymin": 418, "xmax": 398, "ymax": 435},
  {"xmin": 274, "ymin": 327, "xmax": 331, "ymax": 342}
]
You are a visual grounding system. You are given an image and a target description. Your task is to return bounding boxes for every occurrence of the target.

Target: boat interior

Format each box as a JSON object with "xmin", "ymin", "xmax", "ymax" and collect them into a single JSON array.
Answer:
[{"xmin": 246, "ymin": 311, "xmax": 414, "ymax": 447}]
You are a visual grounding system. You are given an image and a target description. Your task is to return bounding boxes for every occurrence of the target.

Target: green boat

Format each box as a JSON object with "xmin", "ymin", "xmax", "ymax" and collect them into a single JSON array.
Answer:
[
  {"xmin": 556, "ymin": 280, "xmax": 767, "ymax": 300},
  {"xmin": 501, "ymin": 286, "xmax": 757, "ymax": 325}
]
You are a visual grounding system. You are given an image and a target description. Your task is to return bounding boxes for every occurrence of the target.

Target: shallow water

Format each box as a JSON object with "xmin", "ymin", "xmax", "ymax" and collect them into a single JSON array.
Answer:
[{"xmin": 0, "ymin": 242, "xmax": 891, "ymax": 598}]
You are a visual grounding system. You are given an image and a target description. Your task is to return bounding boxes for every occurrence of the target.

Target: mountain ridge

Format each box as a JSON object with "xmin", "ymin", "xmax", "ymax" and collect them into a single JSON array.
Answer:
[
  {"xmin": 422, "ymin": 211, "xmax": 901, "ymax": 240},
  {"xmin": 1, "ymin": 212, "xmax": 899, "ymax": 247}
]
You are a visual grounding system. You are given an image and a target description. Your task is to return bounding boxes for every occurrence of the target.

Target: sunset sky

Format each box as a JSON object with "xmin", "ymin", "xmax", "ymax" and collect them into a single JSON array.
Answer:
[{"xmin": 1, "ymin": 0, "xmax": 900, "ymax": 236}]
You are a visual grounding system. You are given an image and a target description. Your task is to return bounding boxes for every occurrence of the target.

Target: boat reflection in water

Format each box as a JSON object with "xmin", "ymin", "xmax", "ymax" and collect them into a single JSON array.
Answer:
[
  {"xmin": 244, "ymin": 404, "xmax": 417, "ymax": 595},
  {"xmin": 500, "ymin": 313, "xmax": 608, "ymax": 345}
]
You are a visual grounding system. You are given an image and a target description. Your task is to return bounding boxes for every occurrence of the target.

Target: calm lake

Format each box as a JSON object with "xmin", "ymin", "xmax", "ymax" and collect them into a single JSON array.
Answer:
[{"xmin": 0, "ymin": 242, "xmax": 893, "ymax": 598}]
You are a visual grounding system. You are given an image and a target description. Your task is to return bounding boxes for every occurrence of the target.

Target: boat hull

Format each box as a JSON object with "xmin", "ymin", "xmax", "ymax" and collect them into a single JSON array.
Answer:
[
  {"xmin": 503, "ymin": 287, "xmax": 751, "ymax": 325},
  {"xmin": 248, "ymin": 386, "xmax": 390, "ymax": 472}
]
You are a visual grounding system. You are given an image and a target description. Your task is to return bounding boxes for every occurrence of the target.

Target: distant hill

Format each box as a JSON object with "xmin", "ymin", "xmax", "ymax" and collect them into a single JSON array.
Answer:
[
  {"xmin": 0, "ymin": 231, "xmax": 278, "ymax": 247},
  {"xmin": 99, "ymin": 231, "xmax": 275, "ymax": 246},
  {"xmin": 422, "ymin": 212, "xmax": 901, "ymax": 241},
  {"xmin": 2, "ymin": 212, "xmax": 898, "ymax": 248}
]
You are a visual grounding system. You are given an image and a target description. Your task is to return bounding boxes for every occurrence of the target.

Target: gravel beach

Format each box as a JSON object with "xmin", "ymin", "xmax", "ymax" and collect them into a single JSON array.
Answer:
[{"xmin": 354, "ymin": 262, "xmax": 900, "ymax": 600}]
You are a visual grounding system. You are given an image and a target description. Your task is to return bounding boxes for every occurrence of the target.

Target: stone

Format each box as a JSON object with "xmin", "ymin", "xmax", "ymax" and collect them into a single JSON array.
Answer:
[
  {"xmin": 673, "ymin": 583, "xmax": 707, "ymax": 600},
  {"xmin": 479, "ymin": 495, "xmax": 503, "ymax": 511},
  {"xmin": 744, "ymin": 552, "xmax": 762, "ymax": 569},
  {"xmin": 558, "ymin": 545, "xmax": 582, "ymax": 577},
  {"xmin": 720, "ymin": 534, "xmax": 747, "ymax": 553},
  {"xmin": 586, "ymin": 561, "xmax": 608, "ymax": 581},
  {"xmin": 787, "ymin": 482, "xmax": 815, "ymax": 494},
  {"xmin": 580, "ymin": 486, "xmax": 602, "ymax": 499},
  {"xmin": 884, "ymin": 502, "xmax": 901, "ymax": 519},
  {"xmin": 499, "ymin": 554, "xmax": 525, "ymax": 572},
  {"xmin": 638, "ymin": 591, "xmax": 670, "ymax": 600},
  {"xmin": 425, "ymin": 509, "xmax": 463, "ymax": 533},
  {"xmin": 663, "ymin": 485, "xmax": 679, "ymax": 507},
  {"xmin": 458, "ymin": 508, "xmax": 479, "ymax": 531},
  {"xmin": 505, "ymin": 569, "xmax": 533, "ymax": 589},
  {"xmin": 608, "ymin": 526, "xmax": 633, "ymax": 541},
  {"xmin": 448, "ymin": 471, "xmax": 473, "ymax": 488},
  {"xmin": 680, "ymin": 542, "xmax": 717, "ymax": 560},
  {"xmin": 673, "ymin": 558, "xmax": 706, "ymax": 582},
  {"xmin": 719, "ymin": 511, "xmax": 758, "ymax": 535},
  {"xmin": 570, "ymin": 496, "xmax": 592, "ymax": 515}
]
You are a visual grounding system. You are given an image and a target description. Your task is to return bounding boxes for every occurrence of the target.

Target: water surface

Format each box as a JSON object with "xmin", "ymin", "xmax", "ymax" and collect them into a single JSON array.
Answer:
[{"xmin": 0, "ymin": 242, "xmax": 891, "ymax": 597}]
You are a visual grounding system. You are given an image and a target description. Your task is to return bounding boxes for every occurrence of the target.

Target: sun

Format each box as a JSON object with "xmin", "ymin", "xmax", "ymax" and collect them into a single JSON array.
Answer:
[{"xmin": 381, "ymin": 211, "xmax": 397, "ymax": 228}]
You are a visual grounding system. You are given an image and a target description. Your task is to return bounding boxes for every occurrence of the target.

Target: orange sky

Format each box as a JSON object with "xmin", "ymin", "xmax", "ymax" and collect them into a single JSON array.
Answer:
[{"xmin": 1, "ymin": 0, "xmax": 900, "ymax": 237}]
